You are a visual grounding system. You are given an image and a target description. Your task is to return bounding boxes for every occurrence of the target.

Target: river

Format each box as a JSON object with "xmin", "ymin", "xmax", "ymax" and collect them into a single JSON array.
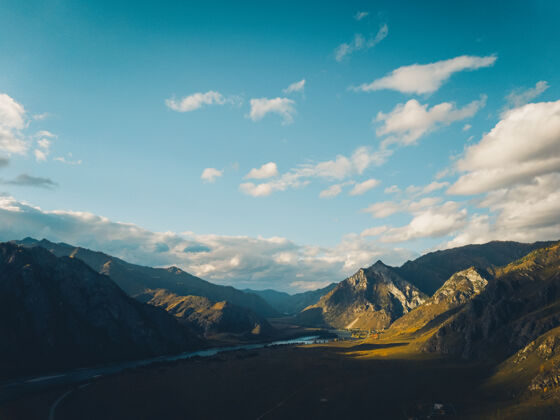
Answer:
[{"xmin": 0, "ymin": 335, "xmax": 333, "ymax": 404}]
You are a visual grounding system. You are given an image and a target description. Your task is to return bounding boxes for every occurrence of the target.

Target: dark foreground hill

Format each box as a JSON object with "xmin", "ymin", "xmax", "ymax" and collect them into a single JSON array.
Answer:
[
  {"xmin": 138, "ymin": 289, "xmax": 275, "ymax": 339},
  {"xmin": 15, "ymin": 238, "xmax": 277, "ymax": 318},
  {"xmin": 0, "ymin": 243, "xmax": 200, "ymax": 378}
]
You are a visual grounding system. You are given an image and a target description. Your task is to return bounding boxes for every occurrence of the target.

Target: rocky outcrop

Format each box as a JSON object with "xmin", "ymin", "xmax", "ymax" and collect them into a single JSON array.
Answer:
[
  {"xmin": 422, "ymin": 242, "xmax": 560, "ymax": 360},
  {"xmin": 297, "ymin": 261, "xmax": 427, "ymax": 330},
  {"xmin": 388, "ymin": 267, "xmax": 491, "ymax": 336},
  {"xmin": 395, "ymin": 240, "xmax": 555, "ymax": 295}
]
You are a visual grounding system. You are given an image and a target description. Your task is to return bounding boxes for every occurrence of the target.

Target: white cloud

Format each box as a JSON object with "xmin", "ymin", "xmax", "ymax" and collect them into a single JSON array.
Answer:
[
  {"xmin": 363, "ymin": 194, "xmax": 444, "ymax": 219},
  {"xmin": 349, "ymin": 178, "xmax": 380, "ymax": 196},
  {"xmin": 319, "ymin": 184, "xmax": 344, "ymax": 199},
  {"xmin": 248, "ymin": 97, "xmax": 296, "ymax": 124},
  {"xmin": 334, "ymin": 23, "xmax": 388, "ymax": 62},
  {"xmin": 239, "ymin": 146, "xmax": 390, "ymax": 197},
  {"xmin": 244, "ymin": 162, "xmax": 279, "ymax": 180},
  {"xmin": 34, "ymin": 149, "xmax": 47, "ymax": 162},
  {"xmin": 166, "ymin": 91, "xmax": 234, "ymax": 112},
  {"xmin": 360, "ymin": 226, "xmax": 388, "ymax": 237},
  {"xmin": 356, "ymin": 55, "xmax": 496, "ymax": 94},
  {"xmin": 362, "ymin": 201, "xmax": 401, "ymax": 218},
  {"xmin": 449, "ymin": 100, "xmax": 560, "ymax": 195},
  {"xmin": 505, "ymin": 81, "xmax": 549, "ymax": 110},
  {"xmin": 384, "ymin": 185, "xmax": 400, "ymax": 194},
  {"xmin": 376, "ymin": 96, "xmax": 486, "ymax": 147},
  {"xmin": 380, "ymin": 201, "xmax": 467, "ymax": 243},
  {"xmin": 445, "ymin": 174, "xmax": 560, "ymax": 248},
  {"xmin": 405, "ymin": 181, "xmax": 449, "ymax": 196},
  {"xmin": 0, "ymin": 93, "xmax": 28, "ymax": 155},
  {"xmin": 54, "ymin": 156, "xmax": 82, "ymax": 165},
  {"xmin": 283, "ymin": 79, "xmax": 306, "ymax": 94},
  {"xmin": 201, "ymin": 167, "xmax": 223, "ymax": 183},
  {"xmin": 0, "ymin": 93, "xmax": 26, "ymax": 129},
  {"xmin": 354, "ymin": 11, "xmax": 369, "ymax": 20},
  {"xmin": 0, "ymin": 195, "xmax": 417, "ymax": 291},
  {"xmin": 463, "ymin": 124, "xmax": 472, "ymax": 131}
]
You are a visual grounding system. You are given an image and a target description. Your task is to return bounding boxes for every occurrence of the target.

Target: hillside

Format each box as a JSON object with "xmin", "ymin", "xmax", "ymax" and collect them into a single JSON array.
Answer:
[
  {"xmin": 15, "ymin": 238, "xmax": 278, "ymax": 318},
  {"xmin": 139, "ymin": 289, "xmax": 275, "ymax": 339},
  {"xmin": 420, "ymin": 242, "xmax": 560, "ymax": 360},
  {"xmin": 387, "ymin": 267, "xmax": 491, "ymax": 337},
  {"xmin": 395, "ymin": 240, "xmax": 554, "ymax": 295},
  {"xmin": 297, "ymin": 261, "xmax": 427, "ymax": 330},
  {"xmin": 0, "ymin": 243, "xmax": 200, "ymax": 378}
]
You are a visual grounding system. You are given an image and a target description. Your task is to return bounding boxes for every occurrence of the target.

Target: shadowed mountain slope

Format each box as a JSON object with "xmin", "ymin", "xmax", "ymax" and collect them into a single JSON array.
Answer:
[
  {"xmin": 15, "ymin": 238, "xmax": 278, "ymax": 318},
  {"xmin": 395, "ymin": 240, "xmax": 555, "ymax": 295},
  {"xmin": 138, "ymin": 289, "xmax": 275, "ymax": 339},
  {"xmin": 0, "ymin": 243, "xmax": 200, "ymax": 378},
  {"xmin": 420, "ymin": 242, "xmax": 560, "ymax": 360},
  {"xmin": 297, "ymin": 261, "xmax": 427, "ymax": 330}
]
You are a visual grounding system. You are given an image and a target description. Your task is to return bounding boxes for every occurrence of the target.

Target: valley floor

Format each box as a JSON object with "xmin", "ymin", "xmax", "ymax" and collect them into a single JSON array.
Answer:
[{"xmin": 1, "ymin": 337, "xmax": 559, "ymax": 419}]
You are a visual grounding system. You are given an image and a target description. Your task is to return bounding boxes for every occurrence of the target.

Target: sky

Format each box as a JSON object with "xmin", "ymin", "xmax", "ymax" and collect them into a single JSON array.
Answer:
[{"xmin": 0, "ymin": 0, "xmax": 559, "ymax": 292}]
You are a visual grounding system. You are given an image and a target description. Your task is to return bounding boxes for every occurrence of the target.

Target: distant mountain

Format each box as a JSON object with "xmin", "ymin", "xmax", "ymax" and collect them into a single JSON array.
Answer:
[
  {"xmin": 138, "ymin": 289, "xmax": 275, "ymax": 339},
  {"xmin": 15, "ymin": 238, "xmax": 278, "ymax": 318},
  {"xmin": 395, "ymin": 240, "xmax": 555, "ymax": 295},
  {"xmin": 297, "ymin": 261, "xmax": 427, "ymax": 330},
  {"xmin": 0, "ymin": 243, "xmax": 200, "ymax": 378},
  {"xmin": 244, "ymin": 283, "xmax": 337, "ymax": 314},
  {"xmin": 421, "ymin": 241, "xmax": 560, "ymax": 360}
]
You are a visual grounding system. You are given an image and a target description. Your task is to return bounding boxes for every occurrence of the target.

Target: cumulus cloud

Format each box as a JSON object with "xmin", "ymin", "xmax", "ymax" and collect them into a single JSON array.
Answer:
[
  {"xmin": 3, "ymin": 174, "xmax": 57, "ymax": 188},
  {"xmin": 166, "ymin": 91, "xmax": 237, "ymax": 112},
  {"xmin": 505, "ymin": 81, "xmax": 549, "ymax": 110},
  {"xmin": 248, "ymin": 97, "xmax": 296, "ymax": 124},
  {"xmin": 356, "ymin": 55, "xmax": 496, "ymax": 94},
  {"xmin": 376, "ymin": 96, "xmax": 486, "ymax": 147},
  {"xmin": 335, "ymin": 23, "xmax": 388, "ymax": 62},
  {"xmin": 349, "ymin": 178, "xmax": 380, "ymax": 196},
  {"xmin": 0, "ymin": 93, "xmax": 28, "ymax": 155},
  {"xmin": 380, "ymin": 201, "xmax": 467, "ymax": 243},
  {"xmin": 362, "ymin": 194, "xmax": 444, "ymax": 219},
  {"xmin": 283, "ymin": 79, "xmax": 305, "ymax": 94},
  {"xmin": 446, "ymin": 174, "xmax": 560, "ymax": 248},
  {"xmin": 239, "ymin": 146, "xmax": 390, "ymax": 197},
  {"xmin": 244, "ymin": 162, "xmax": 279, "ymax": 179},
  {"xmin": 201, "ymin": 167, "xmax": 223, "ymax": 183},
  {"xmin": 0, "ymin": 195, "xmax": 417, "ymax": 291},
  {"xmin": 449, "ymin": 100, "xmax": 560, "ymax": 195}
]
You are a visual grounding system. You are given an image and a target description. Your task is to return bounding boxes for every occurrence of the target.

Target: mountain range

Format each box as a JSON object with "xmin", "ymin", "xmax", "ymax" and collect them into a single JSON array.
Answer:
[
  {"xmin": 15, "ymin": 238, "xmax": 277, "ymax": 318},
  {"xmin": 0, "ymin": 243, "xmax": 200, "ymax": 378}
]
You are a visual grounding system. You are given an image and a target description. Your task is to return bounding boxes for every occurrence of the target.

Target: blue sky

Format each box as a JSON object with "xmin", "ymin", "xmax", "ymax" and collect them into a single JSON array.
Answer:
[{"xmin": 0, "ymin": 1, "xmax": 559, "ymax": 291}]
